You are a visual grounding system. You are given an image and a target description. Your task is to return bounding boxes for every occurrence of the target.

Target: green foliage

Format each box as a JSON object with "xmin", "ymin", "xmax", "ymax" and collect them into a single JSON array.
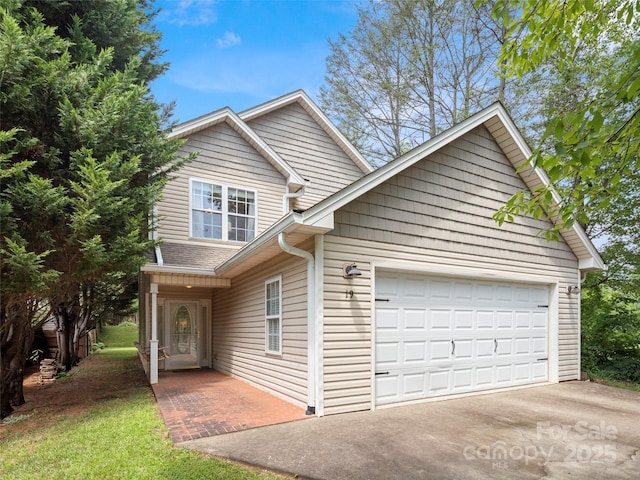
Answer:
[
  {"xmin": 581, "ymin": 284, "xmax": 640, "ymax": 382},
  {"xmin": 0, "ymin": 0, "xmax": 189, "ymax": 372},
  {"xmin": 491, "ymin": 0, "xmax": 640, "ymax": 235}
]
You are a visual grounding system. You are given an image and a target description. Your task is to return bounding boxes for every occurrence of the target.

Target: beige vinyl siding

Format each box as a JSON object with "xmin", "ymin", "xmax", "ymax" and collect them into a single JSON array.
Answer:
[
  {"xmin": 321, "ymin": 126, "xmax": 581, "ymax": 415},
  {"xmin": 212, "ymin": 248, "xmax": 310, "ymax": 408},
  {"xmin": 157, "ymin": 122, "xmax": 287, "ymax": 262},
  {"xmin": 246, "ymin": 103, "xmax": 367, "ymax": 209}
]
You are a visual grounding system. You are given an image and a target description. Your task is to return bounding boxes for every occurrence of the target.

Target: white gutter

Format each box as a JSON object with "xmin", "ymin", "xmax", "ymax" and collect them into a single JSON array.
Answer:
[
  {"xmin": 278, "ymin": 232, "xmax": 316, "ymax": 414},
  {"xmin": 278, "ymin": 182, "xmax": 317, "ymax": 415},
  {"xmin": 151, "ymin": 204, "xmax": 163, "ymax": 266}
]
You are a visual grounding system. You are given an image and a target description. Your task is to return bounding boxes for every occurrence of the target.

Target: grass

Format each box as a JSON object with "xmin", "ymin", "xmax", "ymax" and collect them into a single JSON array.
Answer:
[
  {"xmin": 100, "ymin": 322, "xmax": 139, "ymax": 347},
  {"xmin": 586, "ymin": 373, "xmax": 640, "ymax": 392},
  {"xmin": 0, "ymin": 324, "xmax": 284, "ymax": 480}
]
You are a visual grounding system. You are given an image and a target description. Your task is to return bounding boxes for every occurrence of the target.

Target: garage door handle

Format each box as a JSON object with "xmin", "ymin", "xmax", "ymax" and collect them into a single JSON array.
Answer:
[
  {"xmin": 494, "ymin": 338, "xmax": 498, "ymax": 353},
  {"xmin": 451, "ymin": 340, "xmax": 455, "ymax": 355},
  {"xmin": 375, "ymin": 371, "xmax": 389, "ymax": 376}
]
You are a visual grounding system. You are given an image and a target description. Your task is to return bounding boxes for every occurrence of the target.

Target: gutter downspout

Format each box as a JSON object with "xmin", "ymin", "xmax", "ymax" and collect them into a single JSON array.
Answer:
[
  {"xmin": 279, "ymin": 181, "xmax": 316, "ymax": 415},
  {"xmin": 151, "ymin": 204, "xmax": 163, "ymax": 266}
]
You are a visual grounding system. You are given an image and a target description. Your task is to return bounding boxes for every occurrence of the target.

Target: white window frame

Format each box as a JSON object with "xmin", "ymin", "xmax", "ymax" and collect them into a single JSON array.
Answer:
[
  {"xmin": 265, "ymin": 275, "xmax": 283, "ymax": 355},
  {"xmin": 189, "ymin": 178, "xmax": 257, "ymax": 242}
]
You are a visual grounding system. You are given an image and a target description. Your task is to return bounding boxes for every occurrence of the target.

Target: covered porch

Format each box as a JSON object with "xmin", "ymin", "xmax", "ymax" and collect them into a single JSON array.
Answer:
[{"xmin": 138, "ymin": 266, "xmax": 231, "ymax": 384}]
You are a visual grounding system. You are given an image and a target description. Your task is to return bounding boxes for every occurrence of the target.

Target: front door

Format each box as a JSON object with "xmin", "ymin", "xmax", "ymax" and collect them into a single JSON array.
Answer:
[{"xmin": 165, "ymin": 301, "xmax": 200, "ymax": 369}]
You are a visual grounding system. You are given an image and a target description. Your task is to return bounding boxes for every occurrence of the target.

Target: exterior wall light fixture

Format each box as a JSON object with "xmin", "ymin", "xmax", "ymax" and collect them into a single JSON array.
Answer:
[
  {"xmin": 343, "ymin": 263, "xmax": 362, "ymax": 278},
  {"xmin": 567, "ymin": 285, "xmax": 580, "ymax": 295}
]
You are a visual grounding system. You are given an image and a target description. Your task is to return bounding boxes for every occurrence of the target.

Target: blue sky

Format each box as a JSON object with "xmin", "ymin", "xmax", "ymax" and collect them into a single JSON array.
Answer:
[{"xmin": 151, "ymin": 0, "xmax": 361, "ymax": 124}]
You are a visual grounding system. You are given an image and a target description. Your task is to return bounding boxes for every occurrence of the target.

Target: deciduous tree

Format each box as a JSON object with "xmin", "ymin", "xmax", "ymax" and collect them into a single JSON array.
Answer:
[{"xmin": 321, "ymin": 0, "xmax": 508, "ymax": 165}]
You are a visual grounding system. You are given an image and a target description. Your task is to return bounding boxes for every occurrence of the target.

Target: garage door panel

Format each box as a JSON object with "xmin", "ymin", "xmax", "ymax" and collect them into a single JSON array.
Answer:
[
  {"xmin": 404, "ymin": 309, "xmax": 427, "ymax": 330},
  {"xmin": 454, "ymin": 310, "xmax": 473, "ymax": 329},
  {"xmin": 515, "ymin": 312, "xmax": 531, "ymax": 328},
  {"xmin": 514, "ymin": 337, "xmax": 532, "ymax": 355},
  {"xmin": 496, "ymin": 311, "xmax": 514, "ymax": 329},
  {"xmin": 430, "ymin": 281, "xmax": 452, "ymax": 300},
  {"xmin": 375, "ymin": 274, "xmax": 549, "ymax": 406},
  {"xmin": 403, "ymin": 372, "xmax": 427, "ymax": 397},
  {"xmin": 405, "ymin": 278, "xmax": 426, "ymax": 298},
  {"xmin": 454, "ymin": 282, "xmax": 473, "ymax": 300},
  {"xmin": 476, "ymin": 338, "xmax": 495, "ymax": 358},
  {"xmin": 533, "ymin": 312, "xmax": 547, "ymax": 328},
  {"xmin": 377, "ymin": 308, "xmax": 400, "ymax": 330},
  {"xmin": 430, "ymin": 310, "xmax": 452, "ymax": 329},
  {"xmin": 430, "ymin": 340, "xmax": 451, "ymax": 361},
  {"xmin": 453, "ymin": 339, "xmax": 473, "ymax": 359},
  {"xmin": 532, "ymin": 361, "xmax": 548, "ymax": 379},
  {"xmin": 496, "ymin": 364, "xmax": 513, "ymax": 383},
  {"xmin": 476, "ymin": 366, "xmax": 494, "ymax": 386},
  {"xmin": 428, "ymin": 370, "xmax": 450, "ymax": 392},
  {"xmin": 452, "ymin": 367, "xmax": 473, "ymax": 390},
  {"xmin": 532, "ymin": 337, "xmax": 547, "ymax": 355},
  {"xmin": 375, "ymin": 375, "xmax": 400, "ymax": 404},
  {"xmin": 495, "ymin": 338, "xmax": 514, "ymax": 356},
  {"xmin": 376, "ymin": 342, "xmax": 400, "ymax": 367},
  {"xmin": 514, "ymin": 362, "xmax": 533, "ymax": 381},
  {"xmin": 477, "ymin": 311, "xmax": 494, "ymax": 329},
  {"xmin": 403, "ymin": 341, "xmax": 427, "ymax": 364}
]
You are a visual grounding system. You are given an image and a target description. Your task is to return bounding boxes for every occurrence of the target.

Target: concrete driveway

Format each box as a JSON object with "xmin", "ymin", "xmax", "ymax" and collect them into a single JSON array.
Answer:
[{"xmin": 180, "ymin": 381, "xmax": 640, "ymax": 479}]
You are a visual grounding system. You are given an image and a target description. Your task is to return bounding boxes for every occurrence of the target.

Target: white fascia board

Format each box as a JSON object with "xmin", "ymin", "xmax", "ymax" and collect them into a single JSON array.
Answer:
[
  {"xmin": 141, "ymin": 264, "xmax": 217, "ymax": 276},
  {"xmin": 168, "ymin": 107, "xmax": 305, "ymax": 189},
  {"xmin": 579, "ymin": 256, "xmax": 607, "ymax": 272},
  {"xmin": 168, "ymin": 107, "xmax": 234, "ymax": 140},
  {"xmin": 240, "ymin": 90, "xmax": 375, "ymax": 175}
]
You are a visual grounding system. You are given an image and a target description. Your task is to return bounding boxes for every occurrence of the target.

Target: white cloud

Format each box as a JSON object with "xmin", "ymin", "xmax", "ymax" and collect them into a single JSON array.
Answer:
[
  {"xmin": 159, "ymin": 0, "xmax": 218, "ymax": 27},
  {"xmin": 216, "ymin": 31, "xmax": 241, "ymax": 49}
]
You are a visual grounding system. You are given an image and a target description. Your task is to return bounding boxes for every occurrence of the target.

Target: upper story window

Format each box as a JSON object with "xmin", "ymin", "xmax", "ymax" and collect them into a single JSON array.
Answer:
[{"xmin": 191, "ymin": 179, "xmax": 256, "ymax": 242}]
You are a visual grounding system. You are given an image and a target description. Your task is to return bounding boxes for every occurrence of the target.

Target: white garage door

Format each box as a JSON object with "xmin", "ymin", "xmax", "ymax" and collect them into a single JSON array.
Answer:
[{"xmin": 375, "ymin": 273, "xmax": 549, "ymax": 406}]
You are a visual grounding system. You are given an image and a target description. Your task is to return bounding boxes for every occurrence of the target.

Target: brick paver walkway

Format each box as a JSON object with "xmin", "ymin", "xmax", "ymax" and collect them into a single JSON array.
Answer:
[{"xmin": 152, "ymin": 369, "xmax": 308, "ymax": 443}]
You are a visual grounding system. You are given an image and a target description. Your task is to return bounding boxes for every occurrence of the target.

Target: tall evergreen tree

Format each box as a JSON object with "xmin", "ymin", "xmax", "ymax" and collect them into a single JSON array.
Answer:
[{"xmin": 1, "ymin": 1, "xmax": 186, "ymax": 416}]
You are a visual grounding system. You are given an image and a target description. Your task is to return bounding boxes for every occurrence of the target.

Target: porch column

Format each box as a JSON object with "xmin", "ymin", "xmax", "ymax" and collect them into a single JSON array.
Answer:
[{"xmin": 150, "ymin": 283, "xmax": 159, "ymax": 384}]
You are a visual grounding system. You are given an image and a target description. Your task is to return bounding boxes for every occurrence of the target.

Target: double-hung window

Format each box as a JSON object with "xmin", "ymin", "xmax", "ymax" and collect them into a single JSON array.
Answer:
[
  {"xmin": 265, "ymin": 275, "xmax": 282, "ymax": 355},
  {"xmin": 191, "ymin": 180, "xmax": 256, "ymax": 242}
]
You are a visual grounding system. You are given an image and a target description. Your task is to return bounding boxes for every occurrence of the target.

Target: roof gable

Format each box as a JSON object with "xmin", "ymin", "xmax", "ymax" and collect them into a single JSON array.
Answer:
[
  {"xmin": 301, "ymin": 102, "xmax": 604, "ymax": 272},
  {"xmin": 168, "ymin": 107, "xmax": 305, "ymax": 189},
  {"xmin": 240, "ymin": 90, "xmax": 374, "ymax": 175}
]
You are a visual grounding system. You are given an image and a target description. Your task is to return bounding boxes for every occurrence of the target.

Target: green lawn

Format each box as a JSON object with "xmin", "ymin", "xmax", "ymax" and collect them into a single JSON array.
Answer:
[
  {"xmin": 0, "ymin": 324, "xmax": 283, "ymax": 480},
  {"xmin": 100, "ymin": 322, "xmax": 139, "ymax": 347}
]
